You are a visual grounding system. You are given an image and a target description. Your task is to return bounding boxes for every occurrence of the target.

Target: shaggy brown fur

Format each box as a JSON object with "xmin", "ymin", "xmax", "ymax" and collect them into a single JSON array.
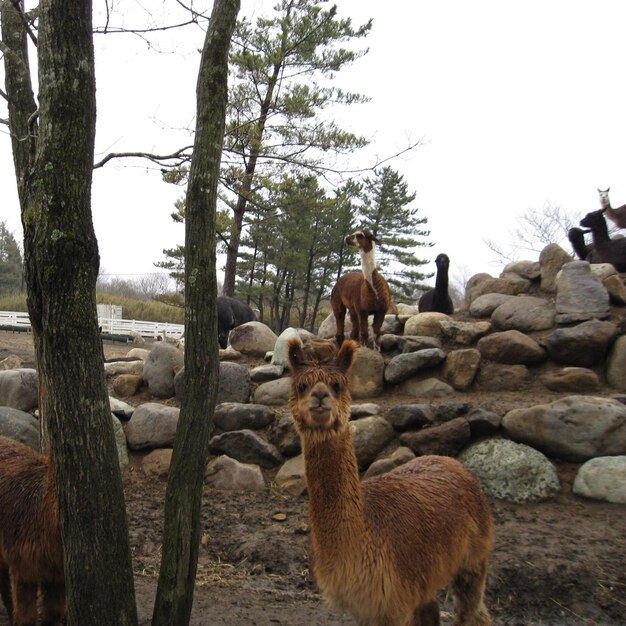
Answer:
[
  {"xmin": 330, "ymin": 229, "xmax": 391, "ymax": 349},
  {"xmin": 0, "ymin": 436, "xmax": 65, "ymax": 626},
  {"xmin": 288, "ymin": 340, "xmax": 493, "ymax": 626},
  {"xmin": 579, "ymin": 209, "xmax": 626, "ymax": 272}
]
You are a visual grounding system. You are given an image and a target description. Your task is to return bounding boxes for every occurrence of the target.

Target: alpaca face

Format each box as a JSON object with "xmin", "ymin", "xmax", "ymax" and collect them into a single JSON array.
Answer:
[
  {"xmin": 287, "ymin": 339, "xmax": 356, "ymax": 433},
  {"xmin": 598, "ymin": 188, "xmax": 610, "ymax": 210},
  {"xmin": 580, "ymin": 210, "xmax": 605, "ymax": 229},
  {"xmin": 344, "ymin": 229, "xmax": 378, "ymax": 253},
  {"xmin": 435, "ymin": 253, "xmax": 450, "ymax": 269}
]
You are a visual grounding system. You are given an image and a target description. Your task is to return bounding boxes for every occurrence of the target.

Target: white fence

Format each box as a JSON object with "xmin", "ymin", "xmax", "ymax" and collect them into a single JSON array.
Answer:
[{"xmin": 0, "ymin": 311, "xmax": 184, "ymax": 341}]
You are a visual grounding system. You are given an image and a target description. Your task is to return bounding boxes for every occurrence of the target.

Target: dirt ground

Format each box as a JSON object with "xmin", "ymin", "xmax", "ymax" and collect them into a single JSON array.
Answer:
[{"xmin": 1, "ymin": 330, "xmax": 625, "ymax": 626}]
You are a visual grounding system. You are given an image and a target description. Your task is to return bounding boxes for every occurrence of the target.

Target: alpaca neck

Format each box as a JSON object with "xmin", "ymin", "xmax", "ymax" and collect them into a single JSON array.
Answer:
[
  {"xmin": 435, "ymin": 267, "xmax": 449, "ymax": 292},
  {"xmin": 359, "ymin": 246, "xmax": 377, "ymax": 290},
  {"xmin": 591, "ymin": 222, "xmax": 610, "ymax": 245},
  {"xmin": 302, "ymin": 429, "xmax": 367, "ymax": 554},
  {"xmin": 600, "ymin": 195, "xmax": 611, "ymax": 211}
]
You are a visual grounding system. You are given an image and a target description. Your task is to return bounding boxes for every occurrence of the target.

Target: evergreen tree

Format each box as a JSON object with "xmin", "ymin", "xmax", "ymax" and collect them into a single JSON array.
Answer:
[
  {"xmin": 0, "ymin": 221, "xmax": 24, "ymax": 294},
  {"xmin": 359, "ymin": 166, "xmax": 432, "ymax": 301}
]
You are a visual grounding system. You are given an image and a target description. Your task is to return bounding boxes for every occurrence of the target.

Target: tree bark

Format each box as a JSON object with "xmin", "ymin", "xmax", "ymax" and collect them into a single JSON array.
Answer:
[
  {"xmin": 2, "ymin": 0, "xmax": 138, "ymax": 623},
  {"xmin": 151, "ymin": 0, "xmax": 240, "ymax": 624}
]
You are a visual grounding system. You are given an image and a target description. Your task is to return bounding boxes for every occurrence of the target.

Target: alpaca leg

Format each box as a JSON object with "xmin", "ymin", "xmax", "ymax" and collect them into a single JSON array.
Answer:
[
  {"xmin": 0, "ymin": 564, "xmax": 13, "ymax": 624},
  {"xmin": 334, "ymin": 305, "xmax": 347, "ymax": 346},
  {"xmin": 41, "ymin": 582, "xmax": 66, "ymax": 626},
  {"xmin": 348, "ymin": 310, "xmax": 360, "ymax": 341},
  {"xmin": 372, "ymin": 310, "xmax": 386, "ymax": 349},
  {"xmin": 357, "ymin": 310, "xmax": 369, "ymax": 347},
  {"xmin": 10, "ymin": 574, "xmax": 38, "ymax": 626},
  {"xmin": 411, "ymin": 600, "xmax": 440, "ymax": 626},
  {"xmin": 450, "ymin": 561, "xmax": 491, "ymax": 626}
]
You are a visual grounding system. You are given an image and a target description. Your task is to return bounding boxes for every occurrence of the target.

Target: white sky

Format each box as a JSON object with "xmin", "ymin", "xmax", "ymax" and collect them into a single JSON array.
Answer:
[{"xmin": 2, "ymin": 0, "xmax": 626, "ymax": 290}]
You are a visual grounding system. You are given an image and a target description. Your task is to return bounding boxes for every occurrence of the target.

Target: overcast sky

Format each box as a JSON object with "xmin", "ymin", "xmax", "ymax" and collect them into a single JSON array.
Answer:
[{"xmin": 2, "ymin": 0, "xmax": 626, "ymax": 291}]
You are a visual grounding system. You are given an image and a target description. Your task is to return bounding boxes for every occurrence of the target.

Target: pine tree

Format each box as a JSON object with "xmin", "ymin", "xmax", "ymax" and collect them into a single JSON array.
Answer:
[
  {"xmin": 359, "ymin": 166, "xmax": 432, "ymax": 301},
  {"xmin": 0, "ymin": 221, "xmax": 24, "ymax": 294}
]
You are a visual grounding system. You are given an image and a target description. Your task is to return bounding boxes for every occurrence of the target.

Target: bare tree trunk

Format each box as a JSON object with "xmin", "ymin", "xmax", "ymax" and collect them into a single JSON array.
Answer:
[
  {"xmin": 2, "ymin": 0, "xmax": 138, "ymax": 623},
  {"xmin": 151, "ymin": 1, "xmax": 240, "ymax": 624}
]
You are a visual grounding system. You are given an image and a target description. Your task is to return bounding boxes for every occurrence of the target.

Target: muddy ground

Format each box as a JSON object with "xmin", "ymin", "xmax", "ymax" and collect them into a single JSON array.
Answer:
[{"xmin": 1, "ymin": 330, "xmax": 625, "ymax": 625}]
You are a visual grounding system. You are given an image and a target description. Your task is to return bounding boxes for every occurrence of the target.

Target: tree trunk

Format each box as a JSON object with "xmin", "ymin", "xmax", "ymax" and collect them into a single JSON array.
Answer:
[
  {"xmin": 3, "ymin": 0, "xmax": 138, "ymax": 623},
  {"xmin": 151, "ymin": 1, "xmax": 240, "ymax": 624}
]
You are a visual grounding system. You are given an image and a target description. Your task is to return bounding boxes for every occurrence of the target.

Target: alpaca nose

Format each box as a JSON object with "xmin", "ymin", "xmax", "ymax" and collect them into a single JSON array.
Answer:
[{"xmin": 309, "ymin": 382, "xmax": 331, "ymax": 410}]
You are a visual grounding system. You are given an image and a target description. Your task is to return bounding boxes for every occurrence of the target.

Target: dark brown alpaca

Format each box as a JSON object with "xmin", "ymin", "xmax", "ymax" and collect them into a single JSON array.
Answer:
[
  {"xmin": 287, "ymin": 340, "xmax": 493, "ymax": 626},
  {"xmin": 579, "ymin": 209, "xmax": 626, "ymax": 272},
  {"xmin": 330, "ymin": 229, "xmax": 391, "ymax": 349},
  {"xmin": 418, "ymin": 253, "xmax": 454, "ymax": 315},
  {"xmin": 0, "ymin": 436, "xmax": 65, "ymax": 626}
]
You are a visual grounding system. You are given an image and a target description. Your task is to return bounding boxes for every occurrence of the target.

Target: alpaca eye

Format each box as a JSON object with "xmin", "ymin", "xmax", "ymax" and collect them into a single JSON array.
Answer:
[
  {"xmin": 298, "ymin": 383, "xmax": 308, "ymax": 394},
  {"xmin": 331, "ymin": 382, "xmax": 341, "ymax": 394}
]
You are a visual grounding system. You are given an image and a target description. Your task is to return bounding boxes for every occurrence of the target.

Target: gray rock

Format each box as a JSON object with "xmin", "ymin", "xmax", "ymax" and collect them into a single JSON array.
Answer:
[
  {"xmin": 104, "ymin": 360, "xmax": 144, "ymax": 377},
  {"xmin": 398, "ymin": 336, "xmax": 443, "ymax": 353},
  {"xmin": 175, "ymin": 361, "xmax": 251, "ymax": 404},
  {"xmin": 400, "ymin": 417, "xmax": 471, "ymax": 457},
  {"xmin": 250, "ymin": 364, "xmax": 284, "ymax": 382},
  {"xmin": 229, "ymin": 321, "xmax": 279, "ymax": 357},
  {"xmin": 502, "ymin": 260, "xmax": 541, "ymax": 281},
  {"xmin": 439, "ymin": 320, "xmax": 491, "ymax": 345},
  {"xmin": 270, "ymin": 328, "xmax": 302, "ymax": 368},
  {"xmin": 573, "ymin": 456, "xmax": 626, "ymax": 503},
  {"xmin": 0, "ymin": 368, "xmax": 38, "ymax": 412},
  {"xmin": 435, "ymin": 402, "xmax": 471, "ymax": 422},
  {"xmin": 441, "ymin": 348, "xmax": 481, "ymax": 391},
  {"xmin": 214, "ymin": 403, "xmax": 275, "ymax": 432},
  {"xmin": 404, "ymin": 313, "xmax": 450, "ymax": 337},
  {"xmin": 460, "ymin": 438, "xmax": 560, "ymax": 503},
  {"xmin": 475, "ymin": 363, "xmax": 530, "ymax": 391},
  {"xmin": 555, "ymin": 261, "xmax": 610, "ymax": 323},
  {"xmin": 268, "ymin": 414, "xmax": 301, "ymax": 457},
  {"xmin": 381, "ymin": 315, "xmax": 403, "ymax": 335},
  {"xmin": 350, "ymin": 347, "xmax": 384, "ymax": 399},
  {"xmin": 363, "ymin": 446, "xmax": 416, "ymax": 479},
  {"xmin": 205, "ymin": 455, "xmax": 265, "ymax": 492},
  {"xmin": 0, "ymin": 406, "xmax": 40, "ymax": 450},
  {"xmin": 274, "ymin": 454, "xmax": 306, "ymax": 496},
  {"xmin": 397, "ymin": 377, "xmax": 455, "ymax": 398},
  {"xmin": 112, "ymin": 415, "xmax": 129, "ymax": 467},
  {"xmin": 252, "ymin": 377, "xmax": 292, "ymax": 406},
  {"xmin": 546, "ymin": 320, "xmax": 618, "ymax": 367},
  {"xmin": 607, "ymin": 335, "xmax": 626, "ymax": 392},
  {"xmin": 477, "ymin": 330, "xmax": 546, "ymax": 365},
  {"xmin": 469, "ymin": 293, "xmax": 518, "ymax": 318},
  {"xmin": 350, "ymin": 403, "xmax": 381, "ymax": 419},
  {"xmin": 351, "ymin": 416, "xmax": 396, "ymax": 469},
  {"xmin": 491, "ymin": 296, "xmax": 556, "ymax": 332},
  {"xmin": 465, "ymin": 273, "xmax": 531, "ymax": 305},
  {"xmin": 540, "ymin": 368, "xmax": 601, "ymax": 393},
  {"xmin": 386, "ymin": 404, "xmax": 435, "ymax": 431},
  {"xmin": 384, "ymin": 348, "xmax": 446, "ymax": 384},
  {"xmin": 502, "ymin": 395, "xmax": 626, "ymax": 461},
  {"xmin": 142, "ymin": 343, "xmax": 183, "ymax": 399},
  {"xmin": 109, "ymin": 397, "xmax": 135, "ymax": 420},
  {"xmin": 466, "ymin": 408, "xmax": 501, "ymax": 437},
  {"xmin": 209, "ymin": 429, "xmax": 283, "ymax": 468},
  {"xmin": 539, "ymin": 243, "xmax": 571, "ymax": 292},
  {"xmin": 123, "ymin": 403, "xmax": 180, "ymax": 450}
]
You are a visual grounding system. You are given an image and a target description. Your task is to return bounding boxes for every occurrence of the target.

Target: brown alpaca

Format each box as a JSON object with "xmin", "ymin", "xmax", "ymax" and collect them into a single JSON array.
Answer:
[
  {"xmin": 0, "ymin": 436, "xmax": 65, "ymax": 626},
  {"xmin": 287, "ymin": 340, "xmax": 493, "ymax": 626},
  {"xmin": 331, "ymin": 229, "xmax": 391, "ymax": 349},
  {"xmin": 598, "ymin": 187, "xmax": 626, "ymax": 229}
]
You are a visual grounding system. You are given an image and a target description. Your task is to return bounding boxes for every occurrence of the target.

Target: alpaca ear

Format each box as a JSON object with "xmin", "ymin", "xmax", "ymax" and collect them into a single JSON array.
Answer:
[
  {"xmin": 335, "ymin": 340, "xmax": 357, "ymax": 372},
  {"xmin": 287, "ymin": 338, "xmax": 305, "ymax": 371}
]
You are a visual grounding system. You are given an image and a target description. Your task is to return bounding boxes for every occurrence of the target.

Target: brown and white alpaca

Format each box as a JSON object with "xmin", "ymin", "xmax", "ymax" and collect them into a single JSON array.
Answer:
[
  {"xmin": 598, "ymin": 187, "xmax": 626, "ymax": 229},
  {"xmin": 0, "ymin": 436, "xmax": 65, "ymax": 626},
  {"xmin": 287, "ymin": 339, "xmax": 493, "ymax": 626},
  {"xmin": 330, "ymin": 229, "xmax": 391, "ymax": 349}
]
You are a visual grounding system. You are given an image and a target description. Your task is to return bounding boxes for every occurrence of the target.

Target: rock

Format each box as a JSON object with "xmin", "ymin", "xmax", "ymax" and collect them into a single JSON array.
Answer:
[
  {"xmin": 400, "ymin": 418, "xmax": 471, "ymax": 456},
  {"xmin": 381, "ymin": 315, "xmax": 403, "ymax": 335},
  {"xmin": 491, "ymin": 296, "xmax": 555, "ymax": 332},
  {"xmin": 219, "ymin": 347, "xmax": 243, "ymax": 361},
  {"xmin": 502, "ymin": 395, "xmax": 626, "ymax": 461},
  {"xmin": 397, "ymin": 377, "xmax": 455, "ymax": 398},
  {"xmin": 607, "ymin": 335, "xmax": 626, "ymax": 392},
  {"xmin": 475, "ymin": 363, "xmax": 530, "ymax": 391},
  {"xmin": 268, "ymin": 414, "xmax": 301, "ymax": 457},
  {"xmin": 397, "ymin": 336, "xmax": 443, "ymax": 353},
  {"xmin": 386, "ymin": 404, "xmax": 435, "ymax": 431},
  {"xmin": 350, "ymin": 403, "xmax": 381, "ymax": 419},
  {"xmin": 126, "ymin": 348, "xmax": 150, "ymax": 361},
  {"xmin": 229, "ymin": 321, "xmax": 279, "ymax": 357},
  {"xmin": 349, "ymin": 347, "xmax": 384, "ymax": 399},
  {"xmin": 383, "ymin": 348, "xmax": 446, "ymax": 385},
  {"xmin": 104, "ymin": 360, "xmax": 144, "ymax": 377},
  {"xmin": 539, "ymin": 243, "xmax": 571, "ymax": 292},
  {"xmin": 441, "ymin": 348, "xmax": 481, "ymax": 391},
  {"xmin": 253, "ymin": 377, "xmax": 292, "ymax": 406},
  {"xmin": 469, "ymin": 294, "xmax": 518, "ymax": 318},
  {"xmin": 250, "ymin": 364, "xmax": 284, "ymax": 382},
  {"xmin": 208, "ymin": 429, "xmax": 283, "ymax": 468},
  {"xmin": 142, "ymin": 343, "xmax": 183, "ymax": 399},
  {"xmin": 205, "ymin": 455, "xmax": 265, "ymax": 492},
  {"xmin": 175, "ymin": 361, "xmax": 251, "ymax": 404},
  {"xmin": 465, "ymin": 273, "xmax": 531, "ymax": 305},
  {"xmin": 573, "ymin": 456, "xmax": 626, "ymax": 503},
  {"xmin": 460, "ymin": 438, "xmax": 560, "ymax": 503},
  {"xmin": 589, "ymin": 263, "xmax": 618, "ymax": 281},
  {"xmin": 351, "ymin": 416, "xmax": 396, "ymax": 469},
  {"xmin": 140, "ymin": 448, "xmax": 173, "ymax": 478},
  {"xmin": 546, "ymin": 319, "xmax": 618, "ymax": 367},
  {"xmin": 439, "ymin": 320, "xmax": 491, "ymax": 344},
  {"xmin": 214, "ymin": 403, "xmax": 275, "ymax": 432},
  {"xmin": 112, "ymin": 415, "xmax": 129, "ymax": 467},
  {"xmin": 123, "ymin": 403, "xmax": 180, "ymax": 450},
  {"xmin": 363, "ymin": 446, "xmax": 416, "ymax": 479},
  {"xmin": 502, "ymin": 260, "xmax": 541, "ymax": 281},
  {"xmin": 403, "ymin": 312, "xmax": 450, "ymax": 337},
  {"xmin": 395, "ymin": 303, "xmax": 419, "ymax": 317},
  {"xmin": 274, "ymin": 455, "xmax": 306, "ymax": 496},
  {"xmin": 0, "ymin": 406, "xmax": 40, "ymax": 450},
  {"xmin": 604, "ymin": 274, "xmax": 626, "ymax": 305},
  {"xmin": 466, "ymin": 408, "xmax": 501, "ymax": 437},
  {"xmin": 270, "ymin": 328, "xmax": 302, "ymax": 368},
  {"xmin": 112, "ymin": 374, "xmax": 143, "ymax": 398},
  {"xmin": 555, "ymin": 261, "xmax": 610, "ymax": 323},
  {"xmin": 477, "ymin": 330, "xmax": 546, "ymax": 365},
  {"xmin": 109, "ymin": 397, "xmax": 135, "ymax": 420},
  {"xmin": 540, "ymin": 368, "xmax": 601, "ymax": 392},
  {"xmin": 435, "ymin": 402, "xmax": 471, "ymax": 422},
  {"xmin": 0, "ymin": 368, "xmax": 38, "ymax": 412}
]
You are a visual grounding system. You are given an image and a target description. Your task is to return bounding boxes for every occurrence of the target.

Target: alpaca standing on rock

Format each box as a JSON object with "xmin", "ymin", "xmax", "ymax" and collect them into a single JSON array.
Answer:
[
  {"xmin": 287, "ymin": 339, "xmax": 493, "ymax": 626},
  {"xmin": 330, "ymin": 229, "xmax": 391, "ymax": 349},
  {"xmin": 567, "ymin": 227, "xmax": 593, "ymax": 261},
  {"xmin": 0, "ymin": 436, "xmax": 65, "ymax": 626},
  {"xmin": 580, "ymin": 210, "xmax": 626, "ymax": 272},
  {"xmin": 598, "ymin": 187, "xmax": 626, "ymax": 229},
  {"xmin": 418, "ymin": 253, "xmax": 454, "ymax": 314}
]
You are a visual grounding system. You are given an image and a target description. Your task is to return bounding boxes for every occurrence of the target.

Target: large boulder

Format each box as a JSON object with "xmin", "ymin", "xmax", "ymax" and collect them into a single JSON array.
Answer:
[
  {"xmin": 205, "ymin": 455, "xmax": 265, "ymax": 492},
  {"xmin": 229, "ymin": 321, "xmax": 278, "ymax": 357},
  {"xmin": 0, "ymin": 368, "xmax": 38, "ymax": 412},
  {"xmin": 123, "ymin": 402, "xmax": 180, "ymax": 450},
  {"xmin": 477, "ymin": 330, "xmax": 546, "ymax": 365},
  {"xmin": 555, "ymin": 261, "xmax": 610, "ymax": 323},
  {"xmin": 400, "ymin": 418, "xmax": 471, "ymax": 457},
  {"xmin": 208, "ymin": 429, "xmax": 282, "ymax": 468},
  {"xmin": 214, "ymin": 403, "xmax": 275, "ymax": 432},
  {"xmin": 607, "ymin": 335, "xmax": 626, "ymax": 391},
  {"xmin": 349, "ymin": 347, "xmax": 384, "ymax": 399},
  {"xmin": 174, "ymin": 361, "xmax": 251, "ymax": 404},
  {"xmin": 491, "ymin": 296, "xmax": 555, "ymax": 332},
  {"xmin": 351, "ymin": 416, "xmax": 395, "ymax": 469},
  {"xmin": 0, "ymin": 406, "xmax": 40, "ymax": 450},
  {"xmin": 546, "ymin": 320, "xmax": 618, "ymax": 367},
  {"xmin": 573, "ymin": 456, "xmax": 626, "ymax": 503},
  {"xmin": 383, "ymin": 348, "xmax": 446, "ymax": 385}
]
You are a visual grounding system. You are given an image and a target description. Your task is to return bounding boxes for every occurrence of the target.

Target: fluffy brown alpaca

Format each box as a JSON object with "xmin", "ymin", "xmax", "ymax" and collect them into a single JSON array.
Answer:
[
  {"xmin": 330, "ymin": 229, "xmax": 391, "ymax": 349},
  {"xmin": 0, "ymin": 436, "xmax": 65, "ymax": 626},
  {"xmin": 287, "ymin": 339, "xmax": 493, "ymax": 626}
]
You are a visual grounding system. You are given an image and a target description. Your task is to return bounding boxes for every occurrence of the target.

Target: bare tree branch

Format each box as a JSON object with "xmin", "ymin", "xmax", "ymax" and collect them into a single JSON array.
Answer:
[
  {"xmin": 9, "ymin": 0, "xmax": 37, "ymax": 46},
  {"xmin": 93, "ymin": 146, "xmax": 193, "ymax": 169}
]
